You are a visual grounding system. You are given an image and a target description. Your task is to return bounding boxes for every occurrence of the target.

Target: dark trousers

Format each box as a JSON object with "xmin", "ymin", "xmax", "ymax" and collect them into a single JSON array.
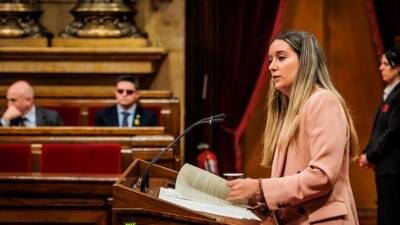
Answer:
[{"xmin": 376, "ymin": 175, "xmax": 400, "ymax": 225}]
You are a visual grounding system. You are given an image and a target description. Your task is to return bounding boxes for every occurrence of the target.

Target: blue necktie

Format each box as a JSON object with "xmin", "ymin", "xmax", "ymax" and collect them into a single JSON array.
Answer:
[{"xmin": 121, "ymin": 112, "xmax": 130, "ymax": 127}]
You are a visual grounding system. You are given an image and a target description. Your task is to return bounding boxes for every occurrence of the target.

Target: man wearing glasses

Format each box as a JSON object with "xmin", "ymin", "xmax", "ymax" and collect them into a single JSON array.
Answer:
[{"xmin": 94, "ymin": 75, "xmax": 158, "ymax": 127}]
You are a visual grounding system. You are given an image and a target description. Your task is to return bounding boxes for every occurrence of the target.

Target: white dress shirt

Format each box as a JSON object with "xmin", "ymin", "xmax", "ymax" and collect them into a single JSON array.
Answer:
[
  {"xmin": 23, "ymin": 106, "xmax": 36, "ymax": 127},
  {"xmin": 117, "ymin": 104, "xmax": 137, "ymax": 127},
  {"xmin": 383, "ymin": 79, "xmax": 400, "ymax": 100}
]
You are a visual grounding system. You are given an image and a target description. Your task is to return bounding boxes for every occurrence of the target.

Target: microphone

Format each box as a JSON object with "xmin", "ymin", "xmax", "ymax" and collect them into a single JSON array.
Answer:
[
  {"xmin": 138, "ymin": 114, "xmax": 225, "ymax": 192},
  {"xmin": 208, "ymin": 113, "xmax": 225, "ymax": 120},
  {"xmin": 200, "ymin": 113, "xmax": 225, "ymax": 124}
]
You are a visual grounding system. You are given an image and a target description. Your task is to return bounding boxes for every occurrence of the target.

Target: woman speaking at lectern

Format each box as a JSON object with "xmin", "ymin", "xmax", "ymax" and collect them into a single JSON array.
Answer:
[{"xmin": 226, "ymin": 31, "xmax": 359, "ymax": 225}]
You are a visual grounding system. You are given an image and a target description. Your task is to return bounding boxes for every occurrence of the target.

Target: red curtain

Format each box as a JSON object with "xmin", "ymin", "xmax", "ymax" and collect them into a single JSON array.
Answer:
[
  {"xmin": 366, "ymin": 0, "xmax": 384, "ymax": 56},
  {"xmin": 369, "ymin": 0, "xmax": 400, "ymax": 50},
  {"xmin": 186, "ymin": 0, "xmax": 286, "ymax": 172},
  {"xmin": 232, "ymin": 1, "xmax": 287, "ymax": 171}
]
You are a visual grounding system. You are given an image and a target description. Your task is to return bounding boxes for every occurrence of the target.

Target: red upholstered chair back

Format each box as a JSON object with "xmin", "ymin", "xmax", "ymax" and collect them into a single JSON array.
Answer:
[
  {"xmin": 88, "ymin": 107, "xmax": 104, "ymax": 126},
  {"xmin": 41, "ymin": 143, "xmax": 121, "ymax": 174},
  {"xmin": 46, "ymin": 106, "xmax": 81, "ymax": 126},
  {"xmin": 0, "ymin": 144, "xmax": 31, "ymax": 172},
  {"xmin": 145, "ymin": 106, "xmax": 163, "ymax": 126}
]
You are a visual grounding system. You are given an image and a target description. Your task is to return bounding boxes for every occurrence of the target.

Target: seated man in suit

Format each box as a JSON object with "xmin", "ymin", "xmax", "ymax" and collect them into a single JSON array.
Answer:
[
  {"xmin": 95, "ymin": 75, "xmax": 158, "ymax": 127},
  {"xmin": 0, "ymin": 80, "xmax": 64, "ymax": 127}
]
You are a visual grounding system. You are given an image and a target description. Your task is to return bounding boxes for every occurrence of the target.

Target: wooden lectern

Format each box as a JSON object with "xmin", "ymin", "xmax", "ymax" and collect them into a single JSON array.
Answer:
[{"xmin": 112, "ymin": 159, "xmax": 278, "ymax": 225}]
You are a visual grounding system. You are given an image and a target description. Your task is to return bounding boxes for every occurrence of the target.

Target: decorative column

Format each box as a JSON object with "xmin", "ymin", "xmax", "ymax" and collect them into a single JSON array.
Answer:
[{"xmin": 0, "ymin": 0, "xmax": 50, "ymax": 38}]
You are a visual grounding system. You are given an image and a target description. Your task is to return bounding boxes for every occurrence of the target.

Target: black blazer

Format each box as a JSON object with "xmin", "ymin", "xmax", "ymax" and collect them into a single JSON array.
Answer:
[
  {"xmin": 0, "ymin": 106, "xmax": 64, "ymax": 127},
  {"xmin": 94, "ymin": 105, "xmax": 158, "ymax": 127},
  {"xmin": 364, "ymin": 83, "xmax": 400, "ymax": 175}
]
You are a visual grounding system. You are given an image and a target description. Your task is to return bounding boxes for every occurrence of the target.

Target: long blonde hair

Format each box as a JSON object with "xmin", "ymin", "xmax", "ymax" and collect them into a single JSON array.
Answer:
[{"xmin": 261, "ymin": 31, "xmax": 359, "ymax": 167}]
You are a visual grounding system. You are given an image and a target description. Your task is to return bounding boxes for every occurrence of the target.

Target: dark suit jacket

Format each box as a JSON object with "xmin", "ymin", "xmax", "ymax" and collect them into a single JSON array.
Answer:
[
  {"xmin": 0, "ymin": 106, "xmax": 64, "ymax": 127},
  {"xmin": 94, "ymin": 105, "xmax": 158, "ymax": 127},
  {"xmin": 364, "ymin": 83, "xmax": 400, "ymax": 175}
]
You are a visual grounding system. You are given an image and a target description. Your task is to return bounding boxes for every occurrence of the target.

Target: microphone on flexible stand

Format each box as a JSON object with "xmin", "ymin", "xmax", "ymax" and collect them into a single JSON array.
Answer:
[{"xmin": 138, "ymin": 113, "xmax": 225, "ymax": 192}]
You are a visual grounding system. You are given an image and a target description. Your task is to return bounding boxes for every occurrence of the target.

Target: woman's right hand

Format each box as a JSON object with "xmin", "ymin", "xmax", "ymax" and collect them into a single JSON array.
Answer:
[{"xmin": 226, "ymin": 178, "xmax": 259, "ymax": 202}]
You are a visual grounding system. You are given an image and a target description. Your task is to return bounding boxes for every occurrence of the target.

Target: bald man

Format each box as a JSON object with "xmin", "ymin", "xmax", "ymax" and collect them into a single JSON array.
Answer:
[{"xmin": 0, "ymin": 80, "xmax": 64, "ymax": 127}]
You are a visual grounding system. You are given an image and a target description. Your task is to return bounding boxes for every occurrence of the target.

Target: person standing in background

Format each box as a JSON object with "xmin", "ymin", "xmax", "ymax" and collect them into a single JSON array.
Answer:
[{"xmin": 359, "ymin": 47, "xmax": 400, "ymax": 225}]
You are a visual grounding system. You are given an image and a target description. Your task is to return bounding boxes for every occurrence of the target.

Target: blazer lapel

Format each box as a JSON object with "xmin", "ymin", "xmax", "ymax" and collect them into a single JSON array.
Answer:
[
  {"xmin": 110, "ymin": 106, "xmax": 119, "ymax": 126},
  {"xmin": 271, "ymin": 133, "xmax": 289, "ymax": 178},
  {"xmin": 35, "ymin": 107, "xmax": 45, "ymax": 126}
]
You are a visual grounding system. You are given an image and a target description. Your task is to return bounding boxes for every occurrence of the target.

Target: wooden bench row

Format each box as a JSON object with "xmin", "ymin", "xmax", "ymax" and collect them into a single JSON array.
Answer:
[
  {"xmin": 0, "ymin": 87, "xmax": 180, "ymax": 137},
  {"xmin": 0, "ymin": 172, "xmax": 118, "ymax": 225},
  {"xmin": 0, "ymin": 127, "xmax": 178, "ymax": 171}
]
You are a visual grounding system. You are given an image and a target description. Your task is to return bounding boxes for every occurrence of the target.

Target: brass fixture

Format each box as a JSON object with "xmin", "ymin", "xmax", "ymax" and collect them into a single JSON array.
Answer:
[
  {"xmin": 61, "ymin": 0, "xmax": 145, "ymax": 38},
  {"xmin": 0, "ymin": 1, "xmax": 50, "ymax": 38}
]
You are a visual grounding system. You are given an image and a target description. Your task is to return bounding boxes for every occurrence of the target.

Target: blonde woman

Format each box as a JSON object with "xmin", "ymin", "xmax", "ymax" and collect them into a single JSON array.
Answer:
[{"xmin": 226, "ymin": 31, "xmax": 359, "ymax": 225}]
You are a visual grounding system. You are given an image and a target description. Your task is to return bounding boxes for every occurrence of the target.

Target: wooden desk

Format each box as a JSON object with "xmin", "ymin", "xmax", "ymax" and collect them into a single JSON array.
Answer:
[
  {"xmin": 0, "ymin": 126, "xmax": 165, "ymax": 136},
  {"xmin": 0, "ymin": 46, "xmax": 166, "ymax": 75},
  {"xmin": 0, "ymin": 172, "xmax": 120, "ymax": 225},
  {"xmin": 0, "ymin": 89, "xmax": 180, "ymax": 137},
  {"xmin": 0, "ymin": 87, "xmax": 173, "ymax": 99}
]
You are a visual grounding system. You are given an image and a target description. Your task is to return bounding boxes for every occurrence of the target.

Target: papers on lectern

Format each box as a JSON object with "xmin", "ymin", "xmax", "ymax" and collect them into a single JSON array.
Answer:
[{"xmin": 158, "ymin": 163, "xmax": 260, "ymax": 221}]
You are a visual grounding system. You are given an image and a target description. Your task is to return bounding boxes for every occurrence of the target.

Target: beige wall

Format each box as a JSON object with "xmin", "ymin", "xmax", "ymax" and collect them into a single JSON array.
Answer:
[{"xmin": 40, "ymin": 1, "xmax": 75, "ymax": 35}]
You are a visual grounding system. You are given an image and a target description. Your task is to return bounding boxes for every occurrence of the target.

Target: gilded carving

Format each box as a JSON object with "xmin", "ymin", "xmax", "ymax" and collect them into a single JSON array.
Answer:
[
  {"xmin": 60, "ymin": 1, "xmax": 145, "ymax": 38},
  {"xmin": 0, "ymin": 2, "xmax": 50, "ymax": 38}
]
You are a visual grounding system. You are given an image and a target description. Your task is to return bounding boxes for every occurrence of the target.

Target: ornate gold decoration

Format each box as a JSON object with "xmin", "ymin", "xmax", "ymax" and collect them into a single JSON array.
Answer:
[
  {"xmin": 61, "ymin": 1, "xmax": 145, "ymax": 38},
  {"xmin": 0, "ymin": 2, "xmax": 50, "ymax": 38}
]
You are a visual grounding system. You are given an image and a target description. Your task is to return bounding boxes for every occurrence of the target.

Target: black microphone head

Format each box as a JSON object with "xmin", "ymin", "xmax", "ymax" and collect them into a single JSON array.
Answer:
[
  {"xmin": 200, "ymin": 113, "xmax": 225, "ymax": 122},
  {"xmin": 210, "ymin": 117, "xmax": 224, "ymax": 125}
]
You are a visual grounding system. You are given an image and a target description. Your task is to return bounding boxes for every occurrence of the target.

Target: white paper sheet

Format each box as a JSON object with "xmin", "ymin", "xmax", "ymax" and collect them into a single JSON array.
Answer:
[{"xmin": 159, "ymin": 187, "xmax": 260, "ymax": 221}]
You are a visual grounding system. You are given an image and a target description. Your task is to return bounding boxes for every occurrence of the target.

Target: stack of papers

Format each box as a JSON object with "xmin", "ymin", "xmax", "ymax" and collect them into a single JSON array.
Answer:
[{"xmin": 159, "ymin": 187, "xmax": 260, "ymax": 221}]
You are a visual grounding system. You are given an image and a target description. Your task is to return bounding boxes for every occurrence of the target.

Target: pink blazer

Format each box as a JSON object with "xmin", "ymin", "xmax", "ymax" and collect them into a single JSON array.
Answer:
[{"xmin": 261, "ymin": 89, "xmax": 359, "ymax": 225}]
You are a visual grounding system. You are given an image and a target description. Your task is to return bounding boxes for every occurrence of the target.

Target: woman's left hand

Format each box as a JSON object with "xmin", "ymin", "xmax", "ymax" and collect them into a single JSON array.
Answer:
[{"xmin": 226, "ymin": 178, "xmax": 259, "ymax": 202}]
